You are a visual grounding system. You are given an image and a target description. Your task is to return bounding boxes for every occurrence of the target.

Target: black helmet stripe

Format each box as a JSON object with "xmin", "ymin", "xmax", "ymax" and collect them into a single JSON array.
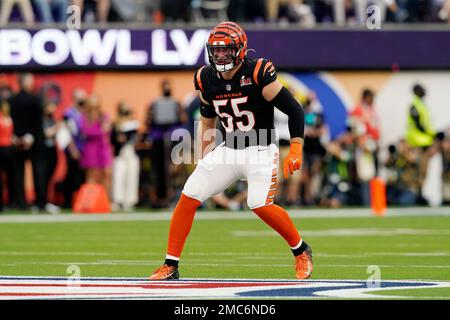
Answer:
[
  {"xmin": 212, "ymin": 31, "xmax": 230, "ymax": 37},
  {"xmin": 213, "ymin": 31, "xmax": 242, "ymax": 47},
  {"xmin": 221, "ymin": 23, "xmax": 245, "ymax": 44},
  {"xmin": 221, "ymin": 22, "xmax": 243, "ymax": 33},
  {"xmin": 217, "ymin": 24, "xmax": 242, "ymax": 37}
]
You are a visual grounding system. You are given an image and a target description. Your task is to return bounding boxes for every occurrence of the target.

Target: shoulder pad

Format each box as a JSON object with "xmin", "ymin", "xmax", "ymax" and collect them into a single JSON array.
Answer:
[
  {"xmin": 193, "ymin": 66, "xmax": 206, "ymax": 92},
  {"xmin": 253, "ymin": 58, "xmax": 277, "ymax": 87}
]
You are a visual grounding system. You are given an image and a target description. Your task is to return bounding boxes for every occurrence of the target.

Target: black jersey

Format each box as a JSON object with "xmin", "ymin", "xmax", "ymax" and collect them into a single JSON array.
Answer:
[{"xmin": 194, "ymin": 58, "xmax": 278, "ymax": 149}]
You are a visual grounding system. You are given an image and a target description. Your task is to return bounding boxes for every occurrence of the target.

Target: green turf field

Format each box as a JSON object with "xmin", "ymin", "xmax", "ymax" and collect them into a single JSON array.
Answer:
[{"xmin": 0, "ymin": 209, "xmax": 449, "ymax": 299}]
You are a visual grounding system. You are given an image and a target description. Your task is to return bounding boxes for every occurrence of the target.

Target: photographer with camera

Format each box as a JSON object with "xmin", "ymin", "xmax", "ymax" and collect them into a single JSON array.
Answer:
[{"xmin": 385, "ymin": 140, "xmax": 421, "ymax": 205}]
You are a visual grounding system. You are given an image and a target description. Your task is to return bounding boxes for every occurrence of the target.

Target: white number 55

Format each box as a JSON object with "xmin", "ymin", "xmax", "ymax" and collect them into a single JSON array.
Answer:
[{"xmin": 213, "ymin": 97, "xmax": 255, "ymax": 132}]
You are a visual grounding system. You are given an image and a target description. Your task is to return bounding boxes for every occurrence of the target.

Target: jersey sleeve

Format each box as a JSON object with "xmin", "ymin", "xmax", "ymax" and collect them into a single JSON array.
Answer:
[
  {"xmin": 193, "ymin": 66, "xmax": 216, "ymax": 118},
  {"xmin": 193, "ymin": 66, "xmax": 205, "ymax": 93},
  {"xmin": 254, "ymin": 58, "xmax": 277, "ymax": 88}
]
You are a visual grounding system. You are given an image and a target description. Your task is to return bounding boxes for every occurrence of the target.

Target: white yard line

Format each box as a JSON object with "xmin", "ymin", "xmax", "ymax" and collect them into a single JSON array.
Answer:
[
  {"xmin": 0, "ymin": 251, "xmax": 449, "ymax": 257},
  {"xmin": 0, "ymin": 276, "xmax": 447, "ymax": 283},
  {"xmin": 0, "ymin": 260, "xmax": 448, "ymax": 269},
  {"xmin": 0, "ymin": 207, "xmax": 449, "ymax": 223},
  {"xmin": 232, "ymin": 228, "xmax": 450, "ymax": 237}
]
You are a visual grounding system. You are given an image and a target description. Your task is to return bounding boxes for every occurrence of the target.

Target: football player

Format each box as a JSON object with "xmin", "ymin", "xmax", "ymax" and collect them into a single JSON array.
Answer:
[{"xmin": 150, "ymin": 21, "xmax": 313, "ymax": 280}]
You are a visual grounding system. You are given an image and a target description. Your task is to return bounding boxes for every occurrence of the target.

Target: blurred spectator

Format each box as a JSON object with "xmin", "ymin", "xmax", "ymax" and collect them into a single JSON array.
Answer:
[
  {"xmin": 265, "ymin": 0, "xmax": 315, "ymax": 25},
  {"xmin": 0, "ymin": 83, "xmax": 13, "ymax": 102},
  {"xmin": 1, "ymin": 0, "xmax": 443, "ymax": 25},
  {"xmin": 300, "ymin": 93, "xmax": 328, "ymax": 206},
  {"xmin": 345, "ymin": 107, "xmax": 378, "ymax": 206},
  {"xmin": 72, "ymin": 0, "xmax": 110, "ymax": 23},
  {"xmin": 227, "ymin": 0, "xmax": 246, "ymax": 21},
  {"xmin": 405, "ymin": 83, "xmax": 443, "ymax": 204},
  {"xmin": 349, "ymin": 88, "xmax": 380, "ymax": 173},
  {"xmin": 192, "ymin": 0, "xmax": 230, "ymax": 23},
  {"xmin": 385, "ymin": 139, "xmax": 421, "ymax": 205},
  {"xmin": 243, "ymin": 0, "xmax": 266, "ymax": 22},
  {"xmin": 79, "ymin": 94, "xmax": 113, "ymax": 193},
  {"xmin": 311, "ymin": 0, "xmax": 334, "ymax": 23},
  {"xmin": 266, "ymin": 0, "xmax": 293, "ymax": 22},
  {"xmin": 404, "ymin": 0, "xmax": 432, "ymax": 22},
  {"xmin": 329, "ymin": 0, "xmax": 356, "ymax": 25},
  {"xmin": 161, "ymin": 0, "xmax": 190, "ymax": 22},
  {"xmin": 9, "ymin": 73, "xmax": 47, "ymax": 211},
  {"xmin": 42, "ymin": 101, "xmax": 61, "ymax": 213},
  {"xmin": 61, "ymin": 88, "xmax": 86, "ymax": 209},
  {"xmin": 440, "ymin": 0, "xmax": 450, "ymax": 23},
  {"xmin": 110, "ymin": 102, "xmax": 140, "ymax": 211},
  {"xmin": 354, "ymin": 133, "xmax": 377, "ymax": 205},
  {"xmin": 349, "ymin": 89, "xmax": 380, "ymax": 142},
  {"xmin": 146, "ymin": 79, "xmax": 187, "ymax": 207},
  {"xmin": 287, "ymin": 0, "xmax": 316, "ymax": 25},
  {"xmin": 384, "ymin": 143, "xmax": 399, "ymax": 202},
  {"xmin": 312, "ymin": 0, "xmax": 397, "ymax": 25},
  {"xmin": 332, "ymin": 0, "xmax": 400, "ymax": 25},
  {"xmin": 33, "ymin": 0, "xmax": 68, "ymax": 23},
  {"xmin": 405, "ymin": 83, "xmax": 436, "ymax": 149},
  {"xmin": 135, "ymin": 124, "xmax": 153, "ymax": 208},
  {"xmin": 0, "ymin": 100, "xmax": 15, "ymax": 212},
  {"xmin": 0, "ymin": 0, "xmax": 35, "ymax": 26},
  {"xmin": 133, "ymin": 0, "xmax": 160, "ymax": 23},
  {"xmin": 109, "ymin": 0, "xmax": 140, "ymax": 22}
]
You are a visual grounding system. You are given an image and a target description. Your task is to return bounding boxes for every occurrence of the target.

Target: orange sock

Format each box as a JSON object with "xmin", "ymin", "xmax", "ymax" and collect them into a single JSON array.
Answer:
[
  {"xmin": 253, "ymin": 204, "xmax": 301, "ymax": 248},
  {"xmin": 166, "ymin": 193, "xmax": 201, "ymax": 258}
]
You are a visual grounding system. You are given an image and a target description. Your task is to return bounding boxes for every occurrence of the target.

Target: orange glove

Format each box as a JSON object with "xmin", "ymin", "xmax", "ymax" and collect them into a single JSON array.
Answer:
[{"xmin": 283, "ymin": 142, "xmax": 303, "ymax": 179}]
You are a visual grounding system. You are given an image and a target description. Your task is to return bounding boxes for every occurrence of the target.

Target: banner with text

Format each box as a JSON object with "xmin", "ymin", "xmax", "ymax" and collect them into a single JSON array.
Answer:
[{"xmin": 1, "ymin": 28, "xmax": 449, "ymax": 70}]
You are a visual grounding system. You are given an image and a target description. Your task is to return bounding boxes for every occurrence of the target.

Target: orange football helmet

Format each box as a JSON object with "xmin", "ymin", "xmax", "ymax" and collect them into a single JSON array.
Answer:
[{"xmin": 206, "ymin": 21, "xmax": 248, "ymax": 72}]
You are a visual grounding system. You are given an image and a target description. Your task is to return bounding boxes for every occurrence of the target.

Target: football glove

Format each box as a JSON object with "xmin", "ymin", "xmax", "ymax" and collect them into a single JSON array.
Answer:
[{"xmin": 283, "ymin": 141, "xmax": 303, "ymax": 179}]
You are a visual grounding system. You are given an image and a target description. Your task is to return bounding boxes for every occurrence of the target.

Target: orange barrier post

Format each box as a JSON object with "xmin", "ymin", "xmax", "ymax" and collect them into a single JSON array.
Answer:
[
  {"xmin": 370, "ymin": 177, "xmax": 387, "ymax": 216},
  {"xmin": 73, "ymin": 183, "xmax": 111, "ymax": 214}
]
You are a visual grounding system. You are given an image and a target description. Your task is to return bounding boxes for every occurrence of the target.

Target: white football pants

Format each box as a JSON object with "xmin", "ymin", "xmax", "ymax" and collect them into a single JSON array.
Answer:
[{"xmin": 182, "ymin": 143, "xmax": 279, "ymax": 209}]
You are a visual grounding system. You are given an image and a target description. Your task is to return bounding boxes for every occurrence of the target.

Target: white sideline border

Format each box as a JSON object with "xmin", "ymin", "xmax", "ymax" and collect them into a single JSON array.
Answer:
[{"xmin": 0, "ymin": 206, "xmax": 449, "ymax": 224}]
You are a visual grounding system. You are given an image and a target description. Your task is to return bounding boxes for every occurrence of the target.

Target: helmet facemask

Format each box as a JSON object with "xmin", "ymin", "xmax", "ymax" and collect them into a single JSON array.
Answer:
[{"xmin": 207, "ymin": 43, "xmax": 242, "ymax": 72}]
